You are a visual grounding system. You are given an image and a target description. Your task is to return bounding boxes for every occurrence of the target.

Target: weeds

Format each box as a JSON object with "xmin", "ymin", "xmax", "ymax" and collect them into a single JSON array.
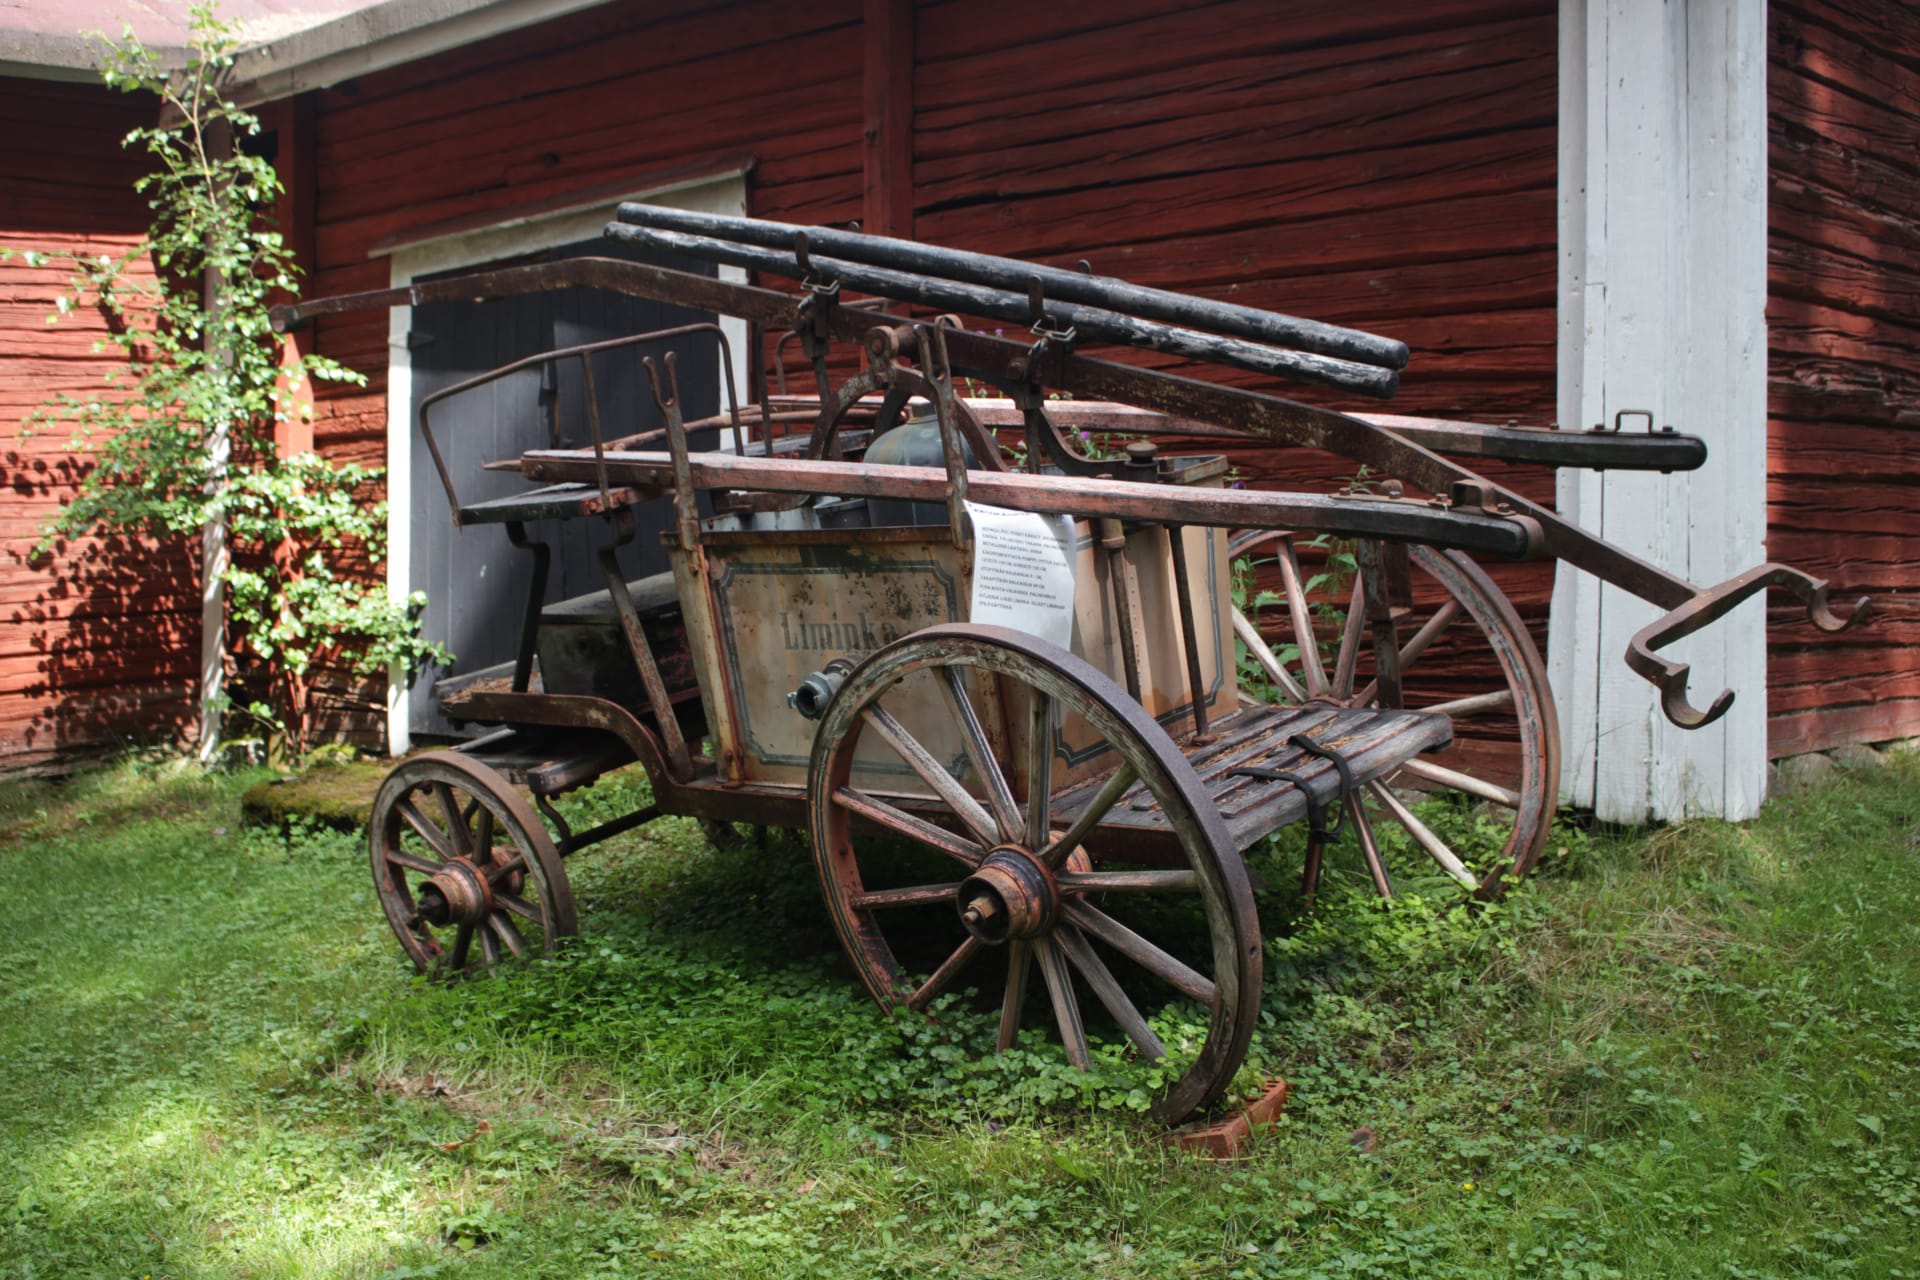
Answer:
[{"xmin": 1, "ymin": 753, "xmax": 1917, "ymax": 1277}]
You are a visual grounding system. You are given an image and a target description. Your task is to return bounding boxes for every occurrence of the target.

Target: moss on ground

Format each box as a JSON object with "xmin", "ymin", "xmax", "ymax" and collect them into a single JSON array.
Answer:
[{"xmin": 239, "ymin": 758, "xmax": 390, "ymax": 831}]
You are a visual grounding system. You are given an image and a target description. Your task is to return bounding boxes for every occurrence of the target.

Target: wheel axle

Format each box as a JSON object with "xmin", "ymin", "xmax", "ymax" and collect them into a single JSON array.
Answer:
[
  {"xmin": 957, "ymin": 849, "xmax": 1059, "ymax": 945},
  {"xmin": 419, "ymin": 859, "xmax": 493, "ymax": 927}
]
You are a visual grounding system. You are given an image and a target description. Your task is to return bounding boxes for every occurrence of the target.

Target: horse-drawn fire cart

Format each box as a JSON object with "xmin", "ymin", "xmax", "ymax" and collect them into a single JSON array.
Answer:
[{"xmin": 273, "ymin": 207, "xmax": 1866, "ymax": 1124}]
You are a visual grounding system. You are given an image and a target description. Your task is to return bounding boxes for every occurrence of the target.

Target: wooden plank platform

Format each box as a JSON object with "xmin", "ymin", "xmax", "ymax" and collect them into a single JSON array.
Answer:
[
  {"xmin": 1055, "ymin": 703, "xmax": 1454, "ymax": 854},
  {"xmin": 453, "ymin": 728, "xmax": 636, "ymax": 798}
]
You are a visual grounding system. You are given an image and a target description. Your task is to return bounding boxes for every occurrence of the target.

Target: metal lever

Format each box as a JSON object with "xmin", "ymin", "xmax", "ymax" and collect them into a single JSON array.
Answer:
[{"xmin": 1626, "ymin": 564, "xmax": 1870, "ymax": 729}]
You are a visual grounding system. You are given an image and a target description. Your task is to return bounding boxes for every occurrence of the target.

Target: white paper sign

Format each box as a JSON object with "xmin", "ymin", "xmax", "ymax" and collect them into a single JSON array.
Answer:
[{"xmin": 966, "ymin": 501, "xmax": 1078, "ymax": 649}]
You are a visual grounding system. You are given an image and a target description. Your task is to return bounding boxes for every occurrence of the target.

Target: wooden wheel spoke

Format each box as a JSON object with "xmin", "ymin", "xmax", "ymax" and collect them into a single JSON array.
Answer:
[
  {"xmin": 1039, "ymin": 764, "xmax": 1137, "ymax": 870},
  {"xmin": 1422, "ymin": 689, "xmax": 1515, "ymax": 719},
  {"xmin": 1055, "ymin": 926, "xmax": 1167, "ymax": 1061},
  {"xmin": 1331, "ymin": 575, "xmax": 1366, "ymax": 698},
  {"xmin": 1397, "ymin": 598, "xmax": 1463, "ymax": 672},
  {"xmin": 998, "ymin": 940, "xmax": 1032, "ymax": 1052},
  {"xmin": 1398, "ymin": 757, "xmax": 1521, "ymax": 808},
  {"xmin": 1063, "ymin": 900, "xmax": 1216, "ymax": 1005},
  {"xmin": 447, "ymin": 922, "xmax": 474, "ymax": 970},
  {"xmin": 488, "ymin": 914, "xmax": 530, "ymax": 959},
  {"xmin": 937, "ymin": 666, "xmax": 1022, "ymax": 843},
  {"xmin": 433, "ymin": 783, "xmax": 474, "ymax": 857},
  {"xmin": 1056, "ymin": 869, "xmax": 1200, "ymax": 894},
  {"xmin": 849, "ymin": 882, "xmax": 964, "ymax": 910},
  {"xmin": 1354, "ymin": 598, "xmax": 1463, "ymax": 707},
  {"xmin": 1231, "ymin": 607, "xmax": 1308, "ymax": 703},
  {"xmin": 494, "ymin": 891, "xmax": 542, "ymax": 923},
  {"xmin": 394, "ymin": 799, "xmax": 459, "ymax": 863},
  {"xmin": 861, "ymin": 705, "xmax": 999, "ymax": 847},
  {"xmin": 485, "ymin": 853, "xmax": 528, "ymax": 883},
  {"xmin": 833, "ymin": 787, "xmax": 985, "ymax": 867},
  {"xmin": 1274, "ymin": 538, "xmax": 1329, "ymax": 697},
  {"xmin": 473, "ymin": 806, "xmax": 496, "ymax": 857},
  {"xmin": 1034, "ymin": 937, "xmax": 1090, "ymax": 1069},
  {"xmin": 383, "ymin": 848, "xmax": 441, "ymax": 877},
  {"xmin": 1367, "ymin": 781, "xmax": 1479, "ymax": 888},
  {"xmin": 1025, "ymin": 691, "xmax": 1054, "ymax": 850},
  {"xmin": 1346, "ymin": 792, "xmax": 1396, "ymax": 899},
  {"xmin": 907, "ymin": 936, "xmax": 982, "ymax": 1011},
  {"xmin": 478, "ymin": 924, "xmax": 500, "ymax": 968}
]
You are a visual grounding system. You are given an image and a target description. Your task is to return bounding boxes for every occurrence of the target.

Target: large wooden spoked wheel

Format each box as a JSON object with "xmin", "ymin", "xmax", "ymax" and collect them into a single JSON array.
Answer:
[
  {"xmin": 1231, "ymin": 535, "xmax": 1560, "ymax": 900},
  {"xmin": 369, "ymin": 753, "xmax": 577, "ymax": 975},
  {"xmin": 807, "ymin": 623, "xmax": 1263, "ymax": 1125}
]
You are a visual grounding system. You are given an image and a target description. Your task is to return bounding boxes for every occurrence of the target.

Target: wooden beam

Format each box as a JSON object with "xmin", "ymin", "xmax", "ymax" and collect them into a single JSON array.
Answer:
[{"xmin": 862, "ymin": 0, "xmax": 913, "ymax": 238}]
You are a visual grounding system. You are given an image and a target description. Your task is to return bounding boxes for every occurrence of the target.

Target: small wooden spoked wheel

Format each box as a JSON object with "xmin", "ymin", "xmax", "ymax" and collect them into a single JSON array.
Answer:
[
  {"xmin": 369, "ymin": 752, "xmax": 576, "ymax": 975},
  {"xmin": 806, "ymin": 623, "xmax": 1263, "ymax": 1125}
]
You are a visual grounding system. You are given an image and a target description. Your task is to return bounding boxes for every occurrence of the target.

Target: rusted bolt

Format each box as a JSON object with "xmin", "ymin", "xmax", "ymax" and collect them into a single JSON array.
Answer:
[{"xmin": 961, "ymin": 895, "xmax": 1000, "ymax": 925}]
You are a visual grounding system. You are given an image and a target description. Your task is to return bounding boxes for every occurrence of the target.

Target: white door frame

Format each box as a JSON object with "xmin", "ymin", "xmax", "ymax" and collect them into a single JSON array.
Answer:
[{"xmin": 377, "ymin": 170, "xmax": 750, "ymax": 755}]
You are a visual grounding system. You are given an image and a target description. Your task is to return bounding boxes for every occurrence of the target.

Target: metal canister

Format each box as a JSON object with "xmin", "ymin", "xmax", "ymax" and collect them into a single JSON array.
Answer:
[{"xmin": 862, "ymin": 406, "xmax": 978, "ymax": 526}]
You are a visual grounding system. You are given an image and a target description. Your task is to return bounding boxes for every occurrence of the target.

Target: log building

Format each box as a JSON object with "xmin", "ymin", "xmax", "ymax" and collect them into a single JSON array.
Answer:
[{"xmin": 0, "ymin": 0, "xmax": 1912, "ymax": 822}]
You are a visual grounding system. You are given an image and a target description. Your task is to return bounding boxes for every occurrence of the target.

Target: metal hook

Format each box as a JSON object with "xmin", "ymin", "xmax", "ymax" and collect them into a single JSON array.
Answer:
[{"xmin": 1626, "ymin": 563, "xmax": 1871, "ymax": 729}]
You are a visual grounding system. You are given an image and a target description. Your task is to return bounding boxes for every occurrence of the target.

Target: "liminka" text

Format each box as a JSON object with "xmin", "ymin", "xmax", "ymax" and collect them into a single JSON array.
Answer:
[{"xmin": 778, "ymin": 611, "xmax": 906, "ymax": 653}]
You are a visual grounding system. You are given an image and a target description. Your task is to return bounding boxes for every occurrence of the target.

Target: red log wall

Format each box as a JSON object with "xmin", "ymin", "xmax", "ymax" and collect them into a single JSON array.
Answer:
[
  {"xmin": 909, "ymin": 0, "xmax": 1560, "ymax": 697},
  {"xmin": 0, "ymin": 77, "xmax": 198, "ymax": 771},
  {"xmin": 1766, "ymin": 0, "xmax": 1920, "ymax": 755}
]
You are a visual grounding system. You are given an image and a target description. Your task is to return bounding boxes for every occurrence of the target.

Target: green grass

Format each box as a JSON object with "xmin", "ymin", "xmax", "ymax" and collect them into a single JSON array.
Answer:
[{"xmin": 1, "ymin": 750, "xmax": 1916, "ymax": 1278}]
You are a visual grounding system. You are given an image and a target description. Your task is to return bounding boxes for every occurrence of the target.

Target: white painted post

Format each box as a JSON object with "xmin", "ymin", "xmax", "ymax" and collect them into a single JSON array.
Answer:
[{"xmin": 1551, "ymin": 0, "xmax": 1769, "ymax": 822}]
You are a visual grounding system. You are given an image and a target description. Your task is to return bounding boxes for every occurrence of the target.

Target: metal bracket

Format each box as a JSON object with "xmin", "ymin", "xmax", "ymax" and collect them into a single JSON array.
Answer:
[
  {"xmin": 1025, "ymin": 275, "xmax": 1078, "ymax": 348},
  {"xmin": 1627, "ymin": 563, "xmax": 1871, "ymax": 728},
  {"xmin": 1594, "ymin": 408, "xmax": 1656, "ymax": 434},
  {"xmin": 915, "ymin": 322, "xmax": 973, "ymax": 552},
  {"xmin": 794, "ymin": 232, "xmax": 842, "ymax": 404}
]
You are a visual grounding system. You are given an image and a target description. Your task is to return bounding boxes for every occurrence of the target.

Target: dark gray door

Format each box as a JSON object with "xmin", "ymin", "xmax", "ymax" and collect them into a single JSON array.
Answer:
[{"xmin": 406, "ymin": 236, "xmax": 719, "ymax": 739}]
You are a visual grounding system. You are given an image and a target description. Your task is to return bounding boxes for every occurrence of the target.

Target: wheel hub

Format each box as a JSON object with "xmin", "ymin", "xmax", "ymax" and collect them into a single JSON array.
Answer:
[
  {"xmin": 957, "ymin": 847, "xmax": 1058, "ymax": 944},
  {"xmin": 416, "ymin": 858, "xmax": 493, "ymax": 927}
]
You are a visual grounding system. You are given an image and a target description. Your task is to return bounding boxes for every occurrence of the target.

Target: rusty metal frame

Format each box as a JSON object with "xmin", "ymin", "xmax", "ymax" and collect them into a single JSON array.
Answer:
[{"xmin": 415, "ymin": 319, "xmax": 741, "ymax": 525}]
